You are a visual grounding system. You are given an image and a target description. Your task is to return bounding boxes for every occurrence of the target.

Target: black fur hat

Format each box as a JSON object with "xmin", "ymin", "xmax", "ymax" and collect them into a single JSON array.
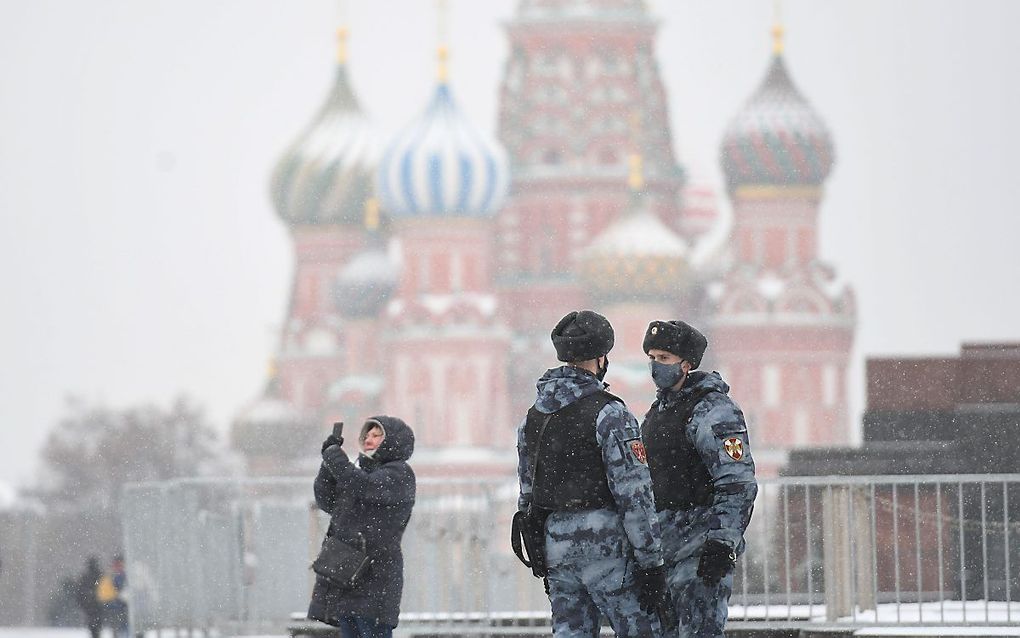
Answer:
[
  {"xmin": 642, "ymin": 320, "xmax": 708, "ymax": 369},
  {"xmin": 551, "ymin": 310, "xmax": 615, "ymax": 362}
]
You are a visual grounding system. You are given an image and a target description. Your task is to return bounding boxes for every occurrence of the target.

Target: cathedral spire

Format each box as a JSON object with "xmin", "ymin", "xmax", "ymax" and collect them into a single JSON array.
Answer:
[
  {"xmin": 436, "ymin": 0, "xmax": 450, "ymax": 83},
  {"xmin": 336, "ymin": 26, "xmax": 349, "ymax": 65},
  {"xmin": 335, "ymin": 0, "xmax": 350, "ymax": 64},
  {"xmin": 772, "ymin": 0, "xmax": 784, "ymax": 55}
]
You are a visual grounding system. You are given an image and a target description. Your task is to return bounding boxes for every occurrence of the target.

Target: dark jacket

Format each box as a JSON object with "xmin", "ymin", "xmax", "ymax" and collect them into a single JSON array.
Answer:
[
  {"xmin": 308, "ymin": 416, "xmax": 416, "ymax": 628},
  {"xmin": 643, "ymin": 371, "xmax": 757, "ymax": 561},
  {"xmin": 516, "ymin": 366, "xmax": 662, "ymax": 569},
  {"xmin": 76, "ymin": 558, "xmax": 103, "ymax": 622}
]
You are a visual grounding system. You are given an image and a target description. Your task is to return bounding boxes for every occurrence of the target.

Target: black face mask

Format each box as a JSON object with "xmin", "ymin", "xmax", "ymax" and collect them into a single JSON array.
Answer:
[
  {"xmin": 596, "ymin": 355, "xmax": 610, "ymax": 382},
  {"xmin": 649, "ymin": 360, "xmax": 685, "ymax": 389}
]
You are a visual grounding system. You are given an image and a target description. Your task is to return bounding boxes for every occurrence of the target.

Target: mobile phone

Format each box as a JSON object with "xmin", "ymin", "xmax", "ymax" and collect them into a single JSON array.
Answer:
[{"xmin": 332, "ymin": 421, "xmax": 344, "ymax": 440}]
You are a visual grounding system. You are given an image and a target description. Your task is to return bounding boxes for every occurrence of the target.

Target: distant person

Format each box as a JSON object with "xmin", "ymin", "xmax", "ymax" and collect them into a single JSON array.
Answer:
[
  {"xmin": 102, "ymin": 554, "xmax": 130, "ymax": 638},
  {"xmin": 641, "ymin": 320, "xmax": 758, "ymax": 638},
  {"xmin": 514, "ymin": 310, "xmax": 671, "ymax": 637},
  {"xmin": 75, "ymin": 556, "xmax": 103, "ymax": 638},
  {"xmin": 308, "ymin": 417, "xmax": 417, "ymax": 638}
]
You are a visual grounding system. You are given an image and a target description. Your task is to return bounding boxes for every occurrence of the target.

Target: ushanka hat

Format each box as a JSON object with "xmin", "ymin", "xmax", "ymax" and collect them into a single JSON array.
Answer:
[
  {"xmin": 642, "ymin": 320, "xmax": 708, "ymax": 369},
  {"xmin": 551, "ymin": 310, "xmax": 615, "ymax": 362}
]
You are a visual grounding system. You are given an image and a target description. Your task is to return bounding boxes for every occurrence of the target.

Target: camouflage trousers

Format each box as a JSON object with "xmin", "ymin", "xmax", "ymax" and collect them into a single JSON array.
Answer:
[
  {"xmin": 546, "ymin": 555, "xmax": 664, "ymax": 638},
  {"xmin": 666, "ymin": 553, "xmax": 734, "ymax": 638}
]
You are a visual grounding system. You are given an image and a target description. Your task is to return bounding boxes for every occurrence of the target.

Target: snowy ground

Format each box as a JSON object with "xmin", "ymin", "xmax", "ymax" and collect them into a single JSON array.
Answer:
[
  {"xmin": 0, "ymin": 632, "xmax": 239, "ymax": 638},
  {"xmin": 5, "ymin": 601, "xmax": 1020, "ymax": 638}
]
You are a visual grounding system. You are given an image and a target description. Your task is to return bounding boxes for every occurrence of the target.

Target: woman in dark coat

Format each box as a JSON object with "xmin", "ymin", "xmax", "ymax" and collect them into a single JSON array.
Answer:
[{"xmin": 308, "ymin": 416, "xmax": 416, "ymax": 638}]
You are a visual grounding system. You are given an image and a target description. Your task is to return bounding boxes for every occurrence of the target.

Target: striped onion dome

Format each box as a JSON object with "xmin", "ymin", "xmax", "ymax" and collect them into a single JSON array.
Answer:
[
  {"xmin": 378, "ymin": 82, "xmax": 509, "ymax": 218},
  {"xmin": 720, "ymin": 52, "xmax": 834, "ymax": 192},
  {"xmin": 270, "ymin": 50, "xmax": 377, "ymax": 226},
  {"xmin": 333, "ymin": 241, "xmax": 398, "ymax": 318},
  {"xmin": 581, "ymin": 170, "xmax": 690, "ymax": 302}
]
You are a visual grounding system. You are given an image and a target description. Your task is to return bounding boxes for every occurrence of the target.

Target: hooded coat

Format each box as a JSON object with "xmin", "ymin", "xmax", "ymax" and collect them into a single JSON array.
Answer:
[{"xmin": 308, "ymin": 416, "xmax": 416, "ymax": 628}]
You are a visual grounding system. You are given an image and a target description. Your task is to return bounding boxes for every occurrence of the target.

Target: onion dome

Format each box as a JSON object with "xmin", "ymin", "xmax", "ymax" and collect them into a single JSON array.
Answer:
[
  {"xmin": 378, "ymin": 47, "xmax": 509, "ymax": 219},
  {"xmin": 333, "ymin": 202, "xmax": 398, "ymax": 317},
  {"xmin": 271, "ymin": 28, "xmax": 377, "ymax": 227},
  {"xmin": 720, "ymin": 25, "xmax": 834, "ymax": 191},
  {"xmin": 580, "ymin": 155, "xmax": 690, "ymax": 302}
]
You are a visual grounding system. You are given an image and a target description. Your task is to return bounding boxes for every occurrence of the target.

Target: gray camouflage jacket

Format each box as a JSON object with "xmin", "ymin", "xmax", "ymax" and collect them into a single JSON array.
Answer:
[
  {"xmin": 652, "ymin": 370, "xmax": 757, "ymax": 554},
  {"xmin": 516, "ymin": 365, "xmax": 663, "ymax": 570}
]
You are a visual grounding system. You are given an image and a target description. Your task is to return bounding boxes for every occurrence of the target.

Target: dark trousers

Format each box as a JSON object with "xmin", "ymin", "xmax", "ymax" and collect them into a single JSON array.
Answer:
[
  {"xmin": 337, "ymin": 615, "xmax": 394, "ymax": 638},
  {"xmin": 85, "ymin": 613, "xmax": 102, "ymax": 638}
]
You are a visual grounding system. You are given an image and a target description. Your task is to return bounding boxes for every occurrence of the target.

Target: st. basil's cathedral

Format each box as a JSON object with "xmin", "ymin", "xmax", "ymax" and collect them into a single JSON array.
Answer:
[{"xmin": 232, "ymin": 0, "xmax": 856, "ymax": 480}]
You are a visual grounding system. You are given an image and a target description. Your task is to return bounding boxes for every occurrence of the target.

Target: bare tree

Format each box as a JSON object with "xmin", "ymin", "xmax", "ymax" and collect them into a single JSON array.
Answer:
[{"xmin": 37, "ymin": 395, "xmax": 224, "ymax": 510}]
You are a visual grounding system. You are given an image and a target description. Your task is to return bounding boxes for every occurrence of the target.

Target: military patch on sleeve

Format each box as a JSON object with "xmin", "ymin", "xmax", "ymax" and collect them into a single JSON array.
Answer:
[
  {"xmin": 630, "ymin": 440, "xmax": 648, "ymax": 464},
  {"xmin": 723, "ymin": 437, "xmax": 744, "ymax": 461}
]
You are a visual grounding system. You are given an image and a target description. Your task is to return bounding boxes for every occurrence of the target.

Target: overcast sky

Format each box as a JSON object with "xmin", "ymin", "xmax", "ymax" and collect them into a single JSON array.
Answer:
[{"xmin": 1, "ymin": 0, "xmax": 1018, "ymax": 486}]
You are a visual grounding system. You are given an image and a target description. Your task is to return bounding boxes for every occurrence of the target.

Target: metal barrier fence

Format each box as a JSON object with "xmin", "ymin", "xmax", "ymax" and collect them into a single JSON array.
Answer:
[
  {"xmin": 120, "ymin": 474, "xmax": 1020, "ymax": 634},
  {"xmin": 732, "ymin": 474, "xmax": 1019, "ymax": 625}
]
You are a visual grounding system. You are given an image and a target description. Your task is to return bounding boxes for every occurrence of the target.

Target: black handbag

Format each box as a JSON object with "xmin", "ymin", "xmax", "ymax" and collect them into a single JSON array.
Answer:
[{"xmin": 311, "ymin": 532, "xmax": 371, "ymax": 589}]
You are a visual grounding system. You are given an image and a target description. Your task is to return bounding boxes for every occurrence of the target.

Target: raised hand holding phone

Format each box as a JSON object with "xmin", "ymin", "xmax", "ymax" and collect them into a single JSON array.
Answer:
[{"xmin": 322, "ymin": 421, "xmax": 345, "ymax": 452}]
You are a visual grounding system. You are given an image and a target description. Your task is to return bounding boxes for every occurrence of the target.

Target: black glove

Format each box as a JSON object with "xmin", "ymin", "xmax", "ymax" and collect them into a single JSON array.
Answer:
[
  {"xmin": 634, "ymin": 564, "xmax": 672, "ymax": 624},
  {"xmin": 321, "ymin": 434, "xmax": 344, "ymax": 453},
  {"xmin": 321, "ymin": 442, "xmax": 350, "ymax": 475},
  {"xmin": 697, "ymin": 539, "xmax": 737, "ymax": 585}
]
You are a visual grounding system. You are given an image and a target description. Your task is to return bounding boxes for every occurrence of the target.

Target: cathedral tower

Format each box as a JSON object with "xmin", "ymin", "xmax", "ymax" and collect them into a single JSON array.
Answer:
[
  {"xmin": 579, "ymin": 152, "xmax": 691, "ymax": 412},
  {"xmin": 496, "ymin": 0, "xmax": 694, "ymax": 407},
  {"xmin": 714, "ymin": 23, "xmax": 856, "ymax": 475},
  {"xmin": 378, "ymin": 40, "xmax": 514, "ymax": 476},
  {"xmin": 268, "ymin": 26, "xmax": 380, "ymax": 414},
  {"xmin": 234, "ymin": 26, "xmax": 382, "ymax": 474},
  {"xmin": 496, "ymin": 0, "xmax": 686, "ymax": 310}
]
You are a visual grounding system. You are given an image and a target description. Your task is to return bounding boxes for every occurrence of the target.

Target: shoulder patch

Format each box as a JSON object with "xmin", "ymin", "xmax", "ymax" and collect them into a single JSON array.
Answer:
[
  {"xmin": 723, "ymin": 437, "xmax": 744, "ymax": 461},
  {"xmin": 630, "ymin": 440, "xmax": 648, "ymax": 464}
]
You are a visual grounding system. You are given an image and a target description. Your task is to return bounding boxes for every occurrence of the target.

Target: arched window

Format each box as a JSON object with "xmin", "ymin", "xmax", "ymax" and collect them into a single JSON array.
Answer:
[{"xmin": 598, "ymin": 148, "xmax": 618, "ymax": 165}]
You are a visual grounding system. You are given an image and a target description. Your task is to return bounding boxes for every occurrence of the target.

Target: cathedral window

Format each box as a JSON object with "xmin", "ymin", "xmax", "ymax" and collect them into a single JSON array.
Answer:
[
  {"xmin": 597, "ymin": 148, "xmax": 618, "ymax": 165},
  {"xmin": 823, "ymin": 365, "xmax": 838, "ymax": 407},
  {"xmin": 450, "ymin": 253, "xmax": 463, "ymax": 292},
  {"xmin": 532, "ymin": 51, "xmax": 559, "ymax": 76},
  {"xmin": 559, "ymin": 56, "xmax": 575, "ymax": 80},
  {"xmin": 602, "ymin": 53, "xmax": 621, "ymax": 75},
  {"xmin": 762, "ymin": 365, "xmax": 781, "ymax": 407},
  {"xmin": 419, "ymin": 253, "xmax": 431, "ymax": 291},
  {"xmin": 793, "ymin": 407, "xmax": 810, "ymax": 445},
  {"xmin": 304, "ymin": 328, "xmax": 337, "ymax": 356},
  {"xmin": 453, "ymin": 401, "xmax": 472, "ymax": 446}
]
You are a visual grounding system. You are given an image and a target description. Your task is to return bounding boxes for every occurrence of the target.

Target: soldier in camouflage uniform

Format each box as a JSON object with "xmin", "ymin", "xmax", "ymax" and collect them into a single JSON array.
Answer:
[
  {"xmin": 641, "ymin": 320, "xmax": 758, "ymax": 638},
  {"xmin": 516, "ymin": 310, "xmax": 671, "ymax": 637}
]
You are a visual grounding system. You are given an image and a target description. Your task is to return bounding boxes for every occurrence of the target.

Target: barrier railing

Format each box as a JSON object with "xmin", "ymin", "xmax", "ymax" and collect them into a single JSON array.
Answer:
[{"xmin": 121, "ymin": 473, "xmax": 1020, "ymax": 634}]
